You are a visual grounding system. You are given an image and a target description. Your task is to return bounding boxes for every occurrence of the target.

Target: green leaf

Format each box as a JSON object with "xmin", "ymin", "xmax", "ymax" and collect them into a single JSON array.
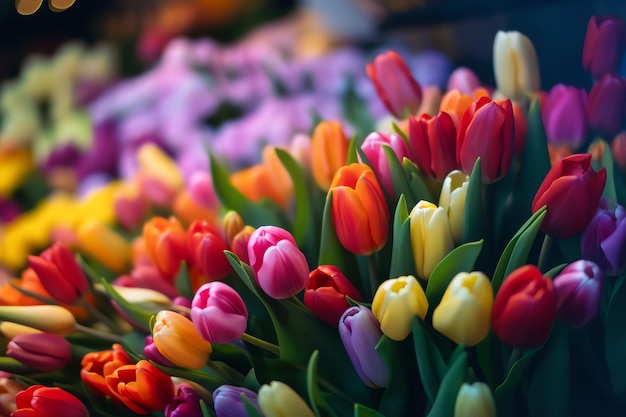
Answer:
[
  {"xmin": 393, "ymin": 194, "xmax": 409, "ymax": 240},
  {"xmin": 275, "ymin": 148, "xmax": 311, "ymax": 246},
  {"xmin": 589, "ymin": 139, "xmax": 617, "ymax": 203},
  {"xmin": 425, "ymin": 349, "xmax": 468, "ymax": 417},
  {"xmin": 605, "ymin": 275, "xmax": 626, "ymax": 395},
  {"xmin": 200, "ymin": 399, "xmax": 217, "ymax": 417},
  {"xmin": 175, "ymin": 262, "xmax": 194, "ymax": 300},
  {"xmin": 347, "ymin": 138, "xmax": 359, "ymax": 164},
  {"xmin": 402, "ymin": 158, "xmax": 433, "ymax": 207},
  {"xmin": 242, "ymin": 394, "xmax": 264, "ymax": 417},
  {"xmin": 307, "ymin": 350, "xmax": 340, "ymax": 417},
  {"xmin": 389, "ymin": 217, "xmax": 416, "ymax": 279},
  {"xmin": 383, "ymin": 144, "xmax": 412, "ymax": 202},
  {"xmin": 494, "ymin": 347, "xmax": 539, "ymax": 414},
  {"xmin": 0, "ymin": 357, "xmax": 36, "ymax": 374},
  {"xmin": 392, "ymin": 121, "xmax": 409, "ymax": 143},
  {"xmin": 354, "ymin": 404, "xmax": 387, "ymax": 417},
  {"xmin": 99, "ymin": 279, "xmax": 154, "ymax": 332},
  {"xmin": 412, "ymin": 317, "xmax": 447, "ymax": 407},
  {"xmin": 462, "ymin": 158, "xmax": 483, "ymax": 244},
  {"xmin": 544, "ymin": 263, "xmax": 566, "ymax": 278}
]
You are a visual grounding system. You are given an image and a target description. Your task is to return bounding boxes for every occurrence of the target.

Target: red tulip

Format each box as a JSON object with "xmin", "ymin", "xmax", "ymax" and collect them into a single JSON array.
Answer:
[
  {"xmin": 187, "ymin": 220, "xmax": 231, "ymax": 282},
  {"xmin": 532, "ymin": 153, "xmax": 606, "ymax": 239},
  {"xmin": 409, "ymin": 111, "xmax": 458, "ymax": 179},
  {"xmin": 582, "ymin": 15, "xmax": 626, "ymax": 79},
  {"xmin": 13, "ymin": 385, "xmax": 88, "ymax": 417},
  {"xmin": 586, "ymin": 74, "xmax": 626, "ymax": 137},
  {"xmin": 492, "ymin": 265, "xmax": 556, "ymax": 348}
]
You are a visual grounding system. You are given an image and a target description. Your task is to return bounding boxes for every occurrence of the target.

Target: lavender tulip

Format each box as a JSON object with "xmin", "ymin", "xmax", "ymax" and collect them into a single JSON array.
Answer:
[
  {"xmin": 212, "ymin": 385, "xmax": 261, "ymax": 417},
  {"xmin": 581, "ymin": 199, "xmax": 626, "ymax": 275},
  {"xmin": 542, "ymin": 84, "xmax": 588, "ymax": 149},
  {"xmin": 553, "ymin": 260, "xmax": 604, "ymax": 327},
  {"xmin": 338, "ymin": 306, "xmax": 388, "ymax": 388}
]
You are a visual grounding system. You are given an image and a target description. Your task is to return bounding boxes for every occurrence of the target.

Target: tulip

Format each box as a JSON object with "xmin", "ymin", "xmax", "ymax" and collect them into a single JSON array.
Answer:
[
  {"xmin": 6, "ymin": 333, "xmax": 72, "ymax": 372},
  {"xmin": 304, "ymin": 265, "xmax": 363, "ymax": 327},
  {"xmin": 137, "ymin": 143, "xmax": 184, "ymax": 195},
  {"xmin": 0, "ymin": 306, "xmax": 75, "ymax": 335},
  {"xmin": 541, "ymin": 84, "xmax": 589, "ymax": 149},
  {"xmin": 310, "ymin": 121, "xmax": 350, "ymax": 191},
  {"xmin": 454, "ymin": 382, "xmax": 496, "ymax": 417},
  {"xmin": 432, "ymin": 272, "xmax": 493, "ymax": 346},
  {"xmin": 439, "ymin": 89, "xmax": 483, "ymax": 128},
  {"xmin": 612, "ymin": 131, "xmax": 626, "ymax": 172},
  {"xmin": 191, "ymin": 282, "xmax": 248, "ymax": 344},
  {"xmin": 366, "ymin": 50, "xmax": 423, "ymax": 118},
  {"xmin": 360, "ymin": 131, "xmax": 411, "ymax": 196},
  {"xmin": 509, "ymin": 99, "xmax": 528, "ymax": 157},
  {"xmin": 258, "ymin": 381, "xmax": 315, "ymax": 417},
  {"xmin": 144, "ymin": 335, "xmax": 175, "ymax": 367},
  {"xmin": 338, "ymin": 306, "xmax": 388, "ymax": 388},
  {"xmin": 582, "ymin": 16, "xmax": 626, "ymax": 78},
  {"xmin": 173, "ymin": 190, "xmax": 220, "ymax": 226},
  {"xmin": 76, "ymin": 219, "xmax": 131, "ymax": 273},
  {"xmin": 188, "ymin": 220, "xmax": 231, "ymax": 282},
  {"xmin": 581, "ymin": 199, "xmax": 626, "ymax": 276},
  {"xmin": 289, "ymin": 132, "xmax": 312, "ymax": 170},
  {"xmin": 105, "ymin": 360, "xmax": 175, "ymax": 414},
  {"xmin": 438, "ymin": 170, "xmax": 469, "ymax": 244},
  {"xmin": 80, "ymin": 343, "xmax": 133, "ymax": 400},
  {"xmin": 165, "ymin": 383, "xmax": 203, "ymax": 417},
  {"xmin": 409, "ymin": 112, "xmax": 458, "ymax": 179},
  {"xmin": 586, "ymin": 74, "xmax": 626, "ymax": 137},
  {"xmin": 492, "ymin": 265, "xmax": 556, "ymax": 348},
  {"xmin": 187, "ymin": 171, "xmax": 220, "ymax": 210},
  {"xmin": 410, "ymin": 201, "xmax": 454, "ymax": 280},
  {"xmin": 372, "ymin": 275, "xmax": 428, "ymax": 341},
  {"xmin": 553, "ymin": 260, "xmax": 603, "ymax": 327},
  {"xmin": 143, "ymin": 216, "xmax": 189, "ymax": 278},
  {"xmin": 548, "ymin": 144, "xmax": 574, "ymax": 167},
  {"xmin": 114, "ymin": 184, "xmax": 150, "ymax": 231},
  {"xmin": 13, "ymin": 385, "xmax": 88, "ymax": 417},
  {"xmin": 231, "ymin": 225, "xmax": 255, "ymax": 264},
  {"xmin": 213, "ymin": 385, "xmax": 261, "ymax": 417},
  {"xmin": 447, "ymin": 67, "xmax": 482, "ymax": 96},
  {"xmin": 152, "ymin": 310, "xmax": 213, "ymax": 370},
  {"xmin": 457, "ymin": 96, "xmax": 515, "ymax": 183},
  {"xmin": 114, "ymin": 264, "xmax": 178, "ymax": 300},
  {"xmin": 532, "ymin": 153, "xmax": 606, "ymax": 239},
  {"xmin": 493, "ymin": 31, "xmax": 540, "ymax": 101},
  {"xmin": 260, "ymin": 145, "xmax": 294, "ymax": 208},
  {"xmin": 27, "ymin": 242, "xmax": 89, "ymax": 305},
  {"xmin": 0, "ymin": 377, "xmax": 26, "ymax": 416},
  {"xmin": 0, "ymin": 322, "xmax": 41, "ymax": 339},
  {"xmin": 329, "ymin": 163, "xmax": 390, "ymax": 256},
  {"xmin": 223, "ymin": 211, "xmax": 245, "ymax": 248},
  {"xmin": 247, "ymin": 226, "xmax": 309, "ymax": 299}
]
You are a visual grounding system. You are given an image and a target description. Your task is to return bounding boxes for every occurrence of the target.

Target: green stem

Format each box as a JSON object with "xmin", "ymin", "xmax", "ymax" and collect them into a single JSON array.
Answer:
[
  {"xmin": 368, "ymin": 255, "xmax": 378, "ymax": 296},
  {"xmin": 240, "ymin": 332, "xmax": 280, "ymax": 356},
  {"xmin": 506, "ymin": 347, "xmax": 522, "ymax": 373},
  {"xmin": 8, "ymin": 281, "xmax": 58, "ymax": 305},
  {"xmin": 79, "ymin": 299, "xmax": 125, "ymax": 334},
  {"xmin": 206, "ymin": 359, "xmax": 232, "ymax": 381},
  {"xmin": 75, "ymin": 323, "xmax": 120, "ymax": 343},
  {"xmin": 538, "ymin": 234, "xmax": 553, "ymax": 273}
]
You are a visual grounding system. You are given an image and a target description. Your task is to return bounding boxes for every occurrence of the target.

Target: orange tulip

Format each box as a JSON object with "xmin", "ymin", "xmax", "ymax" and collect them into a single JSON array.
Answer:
[
  {"xmin": 311, "ymin": 121, "xmax": 349, "ymax": 190},
  {"xmin": 143, "ymin": 216, "xmax": 189, "ymax": 278},
  {"xmin": 80, "ymin": 344, "xmax": 133, "ymax": 402},
  {"xmin": 262, "ymin": 145, "xmax": 293, "ymax": 208},
  {"xmin": 439, "ymin": 90, "xmax": 475, "ymax": 128},
  {"xmin": 172, "ymin": 190, "xmax": 219, "ymax": 226}
]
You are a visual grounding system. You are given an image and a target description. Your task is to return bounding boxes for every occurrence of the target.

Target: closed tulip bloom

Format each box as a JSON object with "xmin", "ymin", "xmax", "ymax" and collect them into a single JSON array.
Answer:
[
  {"xmin": 6, "ymin": 333, "xmax": 72, "ymax": 372},
  {"xmin": 114, "ymin": 184, "xmax": 150, "ymax": 231},
  {"xmin": 532, "ymin": 154, "xmax": 606, "ymax": 239},
  {"xmin": 76, "ymin": 219, "xmax": 131, "ymax": 273},
  {"xmin": 447, "ymin": 67, "xmax": 482, "ymax": 96},
  {"xmin": 247, "ymin": 226, "xmax": 309, "ymax": 299},
  {"xmin": 80, "ymin": 343, "xmax": 133, "ymax": 400},
  {"xmin": 258, "ymin": 381, "xmax": 316, "ymax": 417},
  {"xmin": 311, "ymin": 121, "xmax": 349, "ymax": 191},
  {"xmin": 366, "ymin": 50, "xmax": 423, "ymax": 118},
  {"xmin": 612, "ymin": 131, "xmax": 626, "ymax": 172},
  {"xmin": 13, "ymin": 385, "xmax": 88, "ymax": 417},
  {"xmin": 223, "ymin": 211, "xmax": 245, "ymax": 248},
  {"xmin": 553, "ymin": 260, "xmax": 603, "ymax": 327},
  {"xmin": 432, "ymin": 272, "xmax": 493, "ymax": 346},
  {"xmin": 409, "ymin": 111, "xmax": 458, "ymax": 179},
  {"xmin": 582, "ymin": 15, "xmax": 626, "ymax": 78},
  {"xmin": 329, "ymin": 163, "xmax": 390, "ymax": 256},
  {"xmin": 439, "ymin": 90, "xmax": 477, "ymax": 128},
  {"xmin": 581, "ymin": 199, "xmax": 626, "ymax": 275},
  {"xmin": 548, "ymin": 144, "xmax": 574, "ymax": 167},
  {"xmin": 231, "ymin": 225, "xmax": 255, "ymax": 264},
  {"xmin": 541, "ymin": 84, "xmax": 588, "ymax": 149},
  {"xmin": 438, "ymin": 170, "xmax": 469, "ymax": 244},
  {"xmin": 191, "ymin": 282, "xmax": 248, "ymax": 343},
  {"xmin": 360, "ymin": 131, "xmax": 411, "ymax": 196},
  {"xmin": 165, "ymin": 383, "xmax": 203, "ymax": 417},
  {"xmin": 261, "ymin": 145, "xmax": 294, "ymax": 208},
  {"xmin": 27, "ymin": 242, "xmax": 89, "ymax": 305},
  {"xmin": 372, "ymin": 275, "xmax": 429, "ymax": 341},
  {"xmin": 0, "ymin": 305, "xmax": 75, "ymax": 335},
  {"xmin": 213, "ymin": 385, "xmax": 261, "ymax": 417},
  {"xmin": 143, "ymin": 216, "xmax": 189, "ymax": 278},
  {"xmin": 586, "ymin": 74, "xmax": 626, "ymax": 137},
  {"xmin": 144, "ymin": 335, "xmax": 175, "ymax": 367},
  {"xmin": 410, "ymin": 201, "xmax": 455, "ymax": 280},
  {"xmin": 105, "ymin": 360, "xmax": 175, "ymax": 414},
  {"xmin": 188, "ymin": 220, "xmax": 231, "ymax": 282},
  {"xmin": 339, "ymin": 306, "xmax": 388, "ymax": 388},
  {"xmin": 152, "ymin": 310, "xmax": 213, "ymax": 370},
  {"xmin": 492, "ymin": 265, "xmax": 556, "ymax": 348},
  {"xmin": 304, "ymin": 265, "xmax": 363, "ymax": 327},
  {"xmin": 457, "ymin": 97, "xmax": 515, "ymax": 182},
  {"xmin": 493, "ymin": 31, "xmax": 540, "ymax": 101},
  {"xmin": 454, "ymin": 382, "xmax": 496, "ymax": 417}
]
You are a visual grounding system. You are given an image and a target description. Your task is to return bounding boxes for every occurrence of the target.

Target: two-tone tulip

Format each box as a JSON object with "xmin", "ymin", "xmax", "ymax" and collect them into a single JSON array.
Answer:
[
  {"xmin": 410, "ymin": 201, "xmax": 454, "ymax": 280},
  {"xmin": 493, "ymin": 31, "xmax": 540, "ymax": 101},
  {"xmin": 372, "ymin": 275, "xmax": 428, "ymax": 341},
  {"xmin": 432, "ymin": 272, "xmax": 493, "ymax": 346},
  {"xmin": 438, "ymin": 170, "xmax": 469, "ymax": 244},
  {"xmin": 541, "ymin": 84, "xmax": 588, "ymax": 149},
  {"xmin": 329, "ymin": 163, "xmax": 389, "ymax": 256},
  {"xmin": 304, "ymin": 265, "xmax": 362, "ymax": 327},
  {"xmin": 454, "ymin": 382, "xmax": 496, "ymax": 417},
  {"xmin": 586, "ymin": 74, "xmax": 626, "ymax": 137},
  {"xmin": 360, "ymin": 131, "xmax": 411, "ymax": 196},
  {"xmin": 152, "ymin": 310, "xmax": 213, "ymax": 370},
  {"xmin": 582, "ymin": 15, "xmax": 626, "ymax": 79},
  {"xmin": 6, "ymin": 333, "xmax": 72, "ymax": 372},
  {"xmin": 532, "ymin": 153, "xmax": 606, "ymax": 239},
  {"xmin": 188, "ymin": 220, "xmax": 231, "ymax": 282},
  {"xmin": 339, "ymin": 305, "xmax": 388, "ymax": 388},
  {"xmin": 492, "ymin": 265, "xmax": 556, "ymax": 348},
  {"xmin": 553, "ymin": 260, "xmax": 603, "ymax": 327},
  {"xmin": 191, "ymin": 282, "xmax": 248, "ymax": 344},
  {"xmin": 456, "ymin": 97, "xmax": 515, "ymax": 183},
  {"xmin": 13, "ymin": 385, "xmax": 89, "ymax": 417},
  {"xmin": 165, "ymin": 383, "xmax": 203, "ymax": 417},
  {"xmin": 27, "ymin": 242, "xmax": 89, "ymax": 305},
  {"xmin": 258, "ymin": 381, "xmax": 315, "ymax": 417},
  {"xmin": 409, "ymin": 111, "xmax": 458, "ymax": 179},
  {"xmin": 439, "ymin": 89, "xmax": 488, "ymax": 128},
  {"xmin": 213, "ymin": 385, "xmax": 261, "ymax": 417},
  {"xmin": 143, "ymin": 216, "xmax": 189, "ymax": 278},
  {"xmin": 366, "ymin": 50, "xmax": 423, "ymax": 119},
  {"xmin": 311, "ymin": 121, "xmax": 349, "ymax": 191},
  {"xmin": 581, "ymin": 199, "xmax": 626, "ymax": 276},
  {"xmin": 80, "ymin": 343, "xmax": 133, "ymax": 400}
]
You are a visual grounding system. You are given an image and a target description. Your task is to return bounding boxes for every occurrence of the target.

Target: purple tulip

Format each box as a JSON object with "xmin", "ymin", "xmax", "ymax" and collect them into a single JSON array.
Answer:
[
  {"xmin": 191, "ymin": 282, "xmax": 248, "ymax": 344},
  {"xmin": 581, "ymin": 198, "xmax": 626, "ymax": 276},
  {"xmin": 586, "ymin": 74, "xmax": 626, "ymax": 137},
  {"xmin": 338, "ymin": 306, "xmax": 388, "ymax": 388},
  {"xmin": 360, "ymin": 131, "xmax": 411, "ymax": 197},
  {"xmin": 212, "ymin": 385, "xmax": 261, "ymax": 417},
  {"xmin": 542, "ymin": 84, "xmax": 588, "ymax": 149},
  {"xmin": 582, "ymin": 15, "xmax": 626, "ymax": 79},
  {"xmin": 165, "ymin": 383, "xmax": 203, "ymax": 417},
  {"xmin": 553, "ymin": 260, "xmax": 604, "ymax": 327},
  {"xmin": 6, "ymin": 333, "xmax": 72, "ymax": 372}
]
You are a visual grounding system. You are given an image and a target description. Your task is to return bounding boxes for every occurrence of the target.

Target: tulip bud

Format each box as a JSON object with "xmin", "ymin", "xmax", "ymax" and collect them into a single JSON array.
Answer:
[
  {"xmin": 409, "ymin": 112, "xmax": 458, "ymax": 179},
  {"xmin": 532, "ymin": 154, "xmax": 606, "ymax": 239},
  {"xmin": 432, "ymin": 272, "xmax": 493, "ymax": 346},
  {"xmin": 231, "ymin": 225, "xmax": 255, "ymax": 264},
  {"xmin": 166, "ymin": 383, "xmax": 203, "ymax": 417},
  {"xmin": 492, "ymin": 265, "xmax": 556, "ymax": 348},
  {"xmin": 0, "ymin": 322, "xmax": 41, "ymax": 339},
  {"xmin": 493, "ymin": 31, "xmax": 540, "ymax": 101},
  {"xmin": 372, "ymin": 275, "xmax": 428, "ymax": 341},
  {"xmin": 547, "ymin": 144, "xmax": 574, "ymax": 167},
  {"xmin": 581, "ymin": 199, "xmax": 626, "ymax": 276},
  {"xmin": 289, "ymin": 132, "xmax": 312, "ymax": 171},
  {"xmin": 311, "ymin": 121, "xmax": 350, "ymax": 191},
  {"xmin": 0, "ymin": 305, "xmax": 75, "ymax": 335},
  {"xmin": 191, "ymin": 282, "xmax": 248, "ymax": 344},
  {"xmin": 447, "ymin": 67, "xmax": 482, "ymax": 96},
  {"xmin": 258, "ymin": 381, "xmax": 316, "ymax": 417},
  {"xmin": 187, "ymin": 171, "xmax": 220, "ymax": 210},
  {"xmin": 223, "ymin": 211, "xmax": 245, "ymax": 248},
  {"xmin": 27, "ymin": 242, "xmax": 89, "ymax": 305},
  {"xmin": 213, "ymin": 385, "xmax": 261, "ymax": 417},
  {"xmin": 339, "ymin": 306, "xmax": 388, "ymax": 388},
  {"xmin": 247, "ymin": 226, "xmax": 309, "ymax": 299},
  {"xmin": 438, "ymin": 171, "xmax": 469, "ymax": 244},
  {"xmin": 14, "ymin": 385, "xmax": 89, "ymax": 417},
  {"xmin": 586, "ymin": 74, "xmax": 626, "ymax": 137},
  {"xmin": 454, "ymin": 382, "xmax": 496, "ymax": 417},
  {"xmin": 143, "ymin": 216, "xmax": 189, "ymax": 278},
  {"xmin": 541, "ymin": 84, "xmax": 589, "ymax": 149},
  {"xmin": 137, "ymin": 143, "xmax": 184, "ymax": 195},
  {"xmin": 582, "ymin": 15, "xmax": 626, "ymax": 79},
  {"xmin": 612, "ymin": 131, "xmax": 626, "ymax": 172},
  {"xmin": 329, "ymin": 163, "xmax": 390, "ymax": 256},
  {"xmin": 360, "ymin": 131, "xmax": 411, "ymax": 197},
  {"xmin": 410, "ymin": 201, "xmax": 455, "ymax": 280},
  {"xmin": 553, "ymin": 260, "xmax": 603, "ymax": 327},
  {"xmin": 7, "ymin": 332, "xmax": 72, "ymax": 372},
  {"xmin": 188, "ymin": 220, "xmax": 231, "ymax": 282},
  {"xmin": 76, "ymin": 219, "xmax": 131, "ymax": 273},
  {"xmin": 114, "ymin": 183, "xmax": 150, "ymax": 230},
  {"xmin": 304, "ymin": 265, "xmax": 362, "ymax": 327}
]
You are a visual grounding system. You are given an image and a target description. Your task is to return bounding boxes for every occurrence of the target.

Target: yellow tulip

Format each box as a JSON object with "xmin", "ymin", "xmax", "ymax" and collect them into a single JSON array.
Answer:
[
  {"xmin": 454, "ymin": 382, "xmax": 496, "ymax": 417},
  {"xmin": 0, "ymin": 322, "xmax": 42, "ymax": 339},
  {"xmin": 493, "ymin": 31, "xmax": 540, "ymax": 101},
  {"xmin": 258, "ymin": 381, "xmax": 316, "ymax": 417},
  {"xmin": 372, "ymin": 276, "xmax": 428, "ymax": 341},
  {"xmin": 438, "ymin": 171, "xmax": 469, "ymax": 244},
  {"xmin": 410, "ymin": 201, "xmax": 454, "ymax": 280},
  {"xmin": 432, "ymin": 272, "xmax": 493, "ymax": 346},
  {"xmin": 0, "ymin": 306, "xmax": 75, "ymax": 335},
  {"xmin": 76, "ymin": 220, "xmax": 131, "ymax": 273},
  {"xmin": 0, "ymin": 148, "xmax": 34, "ymax": 198},
  {"xmin": 137, "ymin": 143, "xmax": 184, "ymax": 192}
]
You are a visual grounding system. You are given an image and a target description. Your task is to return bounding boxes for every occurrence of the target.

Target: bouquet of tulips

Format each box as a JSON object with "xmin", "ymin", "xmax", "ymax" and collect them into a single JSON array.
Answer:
[{"xmin": 0, "ymin": 13, "xmax": 624, "ymax": 417}]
